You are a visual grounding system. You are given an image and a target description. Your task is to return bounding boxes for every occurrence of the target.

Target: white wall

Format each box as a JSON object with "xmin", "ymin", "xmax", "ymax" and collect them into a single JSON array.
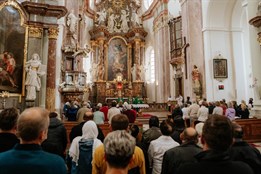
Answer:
[
  {"xmin": 202, "ymin": 0, "xmax": 260, "ymax": 103},
  {"xmin": 168, "ymin": 0, "xmax": 181, "ymax": 17}
]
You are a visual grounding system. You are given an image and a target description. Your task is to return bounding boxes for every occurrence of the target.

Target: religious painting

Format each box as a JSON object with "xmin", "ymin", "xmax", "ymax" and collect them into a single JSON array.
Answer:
[
  {"xmin": 213, "ymin": 59, "xmax": 227, "ymax": 78},
  {"xmin": 107, "ymin": 37, "xmax": 128, "ymax": 81},
  {"xmin": 0, "ymin": 4, "xmax": 26, "ymax": 94}
]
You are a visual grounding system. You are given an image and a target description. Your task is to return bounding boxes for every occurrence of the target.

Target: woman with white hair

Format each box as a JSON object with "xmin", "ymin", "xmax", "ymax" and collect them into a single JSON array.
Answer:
[{"xmin": 69, "ymin": 121, "xmax": 102, "ymax": 174}]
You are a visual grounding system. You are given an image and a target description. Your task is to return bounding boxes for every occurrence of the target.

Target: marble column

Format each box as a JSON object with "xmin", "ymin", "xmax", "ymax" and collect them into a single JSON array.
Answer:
[
  {"xmin": 134, "ymin": 39, "xmax": 141, "ymax": 65},
  {"xmin": 134, "ymin": 39, "xmax": 142, "ymax": 81},
  {"xmin": 153, "ymin": 12, "xmax": 170, "ymax": 103},
  {"xmin": 97, "ymin": 38, "xmax": 105, "ymax": 81},
  {"xmin": 128, "ymin": 44, "xmax": 132, "ymax": 81},
  {"xmin": 46, "ymin": 26, "xmax": 59, "ymax": 111}
]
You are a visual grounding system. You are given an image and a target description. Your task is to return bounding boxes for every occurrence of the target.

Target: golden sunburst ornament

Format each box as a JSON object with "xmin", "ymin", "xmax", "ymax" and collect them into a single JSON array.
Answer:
[{"xmin": 112, "ymin": 0, "xmax": 125, "ymax": 10}]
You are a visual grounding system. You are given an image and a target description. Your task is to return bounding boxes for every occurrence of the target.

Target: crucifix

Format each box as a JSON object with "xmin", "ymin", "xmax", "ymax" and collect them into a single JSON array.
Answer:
[{"xmin": 182, "ymin": 37, "xmax": 190, "ymax": 79}]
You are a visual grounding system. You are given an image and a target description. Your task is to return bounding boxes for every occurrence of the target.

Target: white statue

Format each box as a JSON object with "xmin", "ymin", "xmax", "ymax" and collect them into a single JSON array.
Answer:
[
  {"xmin": 108, "ymin": 14, "xmax": 115, "ymax": 33},
  {"xmin": 96, "ymin": 8, "xmax": 107, "ymax": 25},
  {"xmin": 25, "ymin": 53, "xmax": 45, "ymax": 101},
  {"xmin": 67, "ymin": 10, "xmax": 78, "ymax": 34},
  {"xmin": 67, "ymin": 10, "xmax": 78, "ymax": 46},
  {"xmin": 132, "ymin": 11, "xmax": 141, "ymax": 27},
  {"xmin": 121, "ymin": 10, "xmax": 129, "ymax": 32},
  {"xmin": 131, "ymin": 64, "xmax": 137, "ymax": 81}
]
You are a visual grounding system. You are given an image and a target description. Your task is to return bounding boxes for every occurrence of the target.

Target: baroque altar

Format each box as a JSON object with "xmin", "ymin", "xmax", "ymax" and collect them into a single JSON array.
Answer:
[{"xmin": 88, "ymin": 0, "xmax": 147, "ymax": 103}]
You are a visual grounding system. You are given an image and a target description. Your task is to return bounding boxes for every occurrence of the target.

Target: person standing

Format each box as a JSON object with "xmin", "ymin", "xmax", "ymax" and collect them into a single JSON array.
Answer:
[
  {"xmin": 197, "ymin": 101, "xmax": 209, "ymax": 122},
  {"xmin": 104, "ymin": 130, "xmax": 136, "ymax": 174},
  {"xmin": 161, "ymin": 127, "xmax": 202, "ymax": 174},
  {"xmin": 229, "ymin": 122, "xmax": 261, "ymax": 174},
  {"xmin": 0, "ymin": 107, "xmax": 19, "ymax": 152},
  {"xmin": 92, "ymin": 114, "xmax": 146, "ymax": 174},
  {"xmin": 148, "ymin": 120, "xmax": 179, "ymax": 174},
  {"xmin": 0, "ymin": 107, "xmax": 67, "ymax": 174},
  {"xmin": 177, "ymin": 115, "xmax": 254, "ymax": 174},
  {"xmin": 41, "ymin": 112, "xmax": 67, "ymax": 159},
  {"xmin": 69, "ymin": 121, "xmax": 103, "ymax": 174},
  {"xmin": 107, "ymin": 100, "xmax": 121, "ymax": 124}
]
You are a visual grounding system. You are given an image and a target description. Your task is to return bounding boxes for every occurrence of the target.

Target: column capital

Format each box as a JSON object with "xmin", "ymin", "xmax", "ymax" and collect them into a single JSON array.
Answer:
[
  {"xmin": 48, "ymin": 27, "xmax": 59, "ymax": 39},
  {"xmin": 28, "ymin": 26, "xmax": 43, "ymax": 38}
]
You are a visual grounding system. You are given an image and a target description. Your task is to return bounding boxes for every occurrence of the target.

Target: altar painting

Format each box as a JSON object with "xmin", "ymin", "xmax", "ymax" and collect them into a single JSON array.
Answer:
[{"xmin": 107, "ymin": 38, "xmax": 128, "ymax": 81}]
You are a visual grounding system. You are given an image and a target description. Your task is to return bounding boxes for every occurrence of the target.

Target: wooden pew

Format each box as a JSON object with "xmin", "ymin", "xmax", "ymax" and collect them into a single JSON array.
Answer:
[
  {"xmin": 63, "ymin": 121, "xmax": 143, "ymax": 148},
  {"xmin": 235, "ymin": 118, "xmax": 261, "ymax": 143}
]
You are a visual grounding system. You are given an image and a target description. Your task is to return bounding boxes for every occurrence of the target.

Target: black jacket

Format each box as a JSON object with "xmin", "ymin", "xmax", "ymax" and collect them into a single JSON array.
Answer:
[
  {"xmin": 0, "ymin": 133, "xmax": 19, "ymax": 152},
  {"xmin": 161, "ymin": 142, "xmax": 202, "ymax": 174},
  {"xmin": 41, "ymin": 117, "xmax": 67, "ymax": 158},
  {"xmin": 229, "ymin": 141, "xmax": 261, "ymax": 174},
  {"xmin": 177, "ymin": 150, "xmax": 254, "ymax": 174}
]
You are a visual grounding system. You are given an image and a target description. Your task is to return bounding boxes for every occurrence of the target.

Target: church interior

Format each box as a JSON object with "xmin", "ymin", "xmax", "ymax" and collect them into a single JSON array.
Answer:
[
  {"xmin": 0, "ymin": 1, "xmax": 261, "ymax": 173},
  {"xmin": 0, "ymin": 0, "xmax": 261, "ymax": 133}
]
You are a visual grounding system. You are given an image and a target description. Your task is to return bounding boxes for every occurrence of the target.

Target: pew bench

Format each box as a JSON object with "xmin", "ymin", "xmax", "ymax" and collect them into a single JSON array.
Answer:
[{"xmin": 235, "ymin": 118, "xmax": 261, "ymax": 143}]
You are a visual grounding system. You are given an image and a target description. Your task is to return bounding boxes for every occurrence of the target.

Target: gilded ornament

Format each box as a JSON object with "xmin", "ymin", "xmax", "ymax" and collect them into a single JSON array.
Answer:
[
  {"xmin": 29, "ymin": 27, "xmax": 43, "ymax": 38},
  {"xmin": 48, "ymin": 27, "xmax": 59, "ymax": 39}
]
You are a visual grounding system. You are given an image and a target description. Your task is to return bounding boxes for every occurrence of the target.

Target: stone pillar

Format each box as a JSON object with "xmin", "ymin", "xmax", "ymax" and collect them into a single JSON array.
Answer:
[
  {"xmin": 134, "ymin": 39, "xmax": 141, "ymax": 65},
  {"xmin": 46, "ymin": 26, "xmax": 59, "ymax": 111},
  {"xmin": 128, "ymin": 44, "xmax": 132, "ymax": 81},
  {"xmin": 97, "ymin": 38, "xmax": 105, "ymax": 81},
  {"xmin": 153, "ymin": 11, "xmax": 170, "ymax": 103},
  {"xmin": 180, "ymin": 0, "xmax": 204, "ymax": 99},
  {"xmin": 134, "ymin": 39, "xmax": 142, "ymax": 81}
]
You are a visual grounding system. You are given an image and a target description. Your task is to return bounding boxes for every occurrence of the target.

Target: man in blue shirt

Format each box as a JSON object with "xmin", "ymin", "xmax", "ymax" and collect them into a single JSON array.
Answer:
[{"xmin": 0, "ymin": 107, "xmax": 67, "ymax": 174}]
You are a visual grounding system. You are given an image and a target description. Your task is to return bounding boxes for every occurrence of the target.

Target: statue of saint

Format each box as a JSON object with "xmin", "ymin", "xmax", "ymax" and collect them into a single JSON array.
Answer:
[
  {"xmin": 131, "ymin": 64, "xmax": 137, "ymax": 81},
  {"xmin": 96, "ymin": 8, "xmax": 107, "ymax": 25},
  {"xmin": 25, "ymin": 53, "xmax": 45, "ymax": 101},
  {"xmin": 120, "ymin": 10, "xmax": 129, "ymax": 33},
  {"xmin": 66, "ymin": 10, "xmax": 78, "ymax": 46},
  {"xmin": 107, "ymin": 14, "xmax": 115, "ymax": 33},
  {"xmin": 192, "ymin": 65, "xmax": 201, "ymax": 95},
  {"xmin": 67, "ymin": 10, "xmax": 78, "ymax": 34}
]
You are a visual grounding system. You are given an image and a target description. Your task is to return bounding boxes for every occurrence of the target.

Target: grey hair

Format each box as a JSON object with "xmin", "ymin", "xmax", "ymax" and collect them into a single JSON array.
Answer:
[{"xmin": 104, "ymin": 130, "xmax": 136, "ymax": 169}]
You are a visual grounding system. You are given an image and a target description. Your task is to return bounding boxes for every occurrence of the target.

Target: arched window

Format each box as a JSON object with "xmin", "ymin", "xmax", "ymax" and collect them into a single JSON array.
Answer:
[{"xmin": 144, "ymin": 0, "xmax": 153, "ymax": 10}]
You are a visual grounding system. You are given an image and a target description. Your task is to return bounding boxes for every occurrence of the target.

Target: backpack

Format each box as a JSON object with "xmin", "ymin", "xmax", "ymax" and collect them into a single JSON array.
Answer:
[{"xmin": 71, "ymin": 138, "xmax": 94, "ymax": 174}]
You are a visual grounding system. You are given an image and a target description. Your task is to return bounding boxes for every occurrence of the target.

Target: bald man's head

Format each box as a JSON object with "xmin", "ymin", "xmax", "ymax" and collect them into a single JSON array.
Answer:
[
  {"xmin": 17, "ymin": 107, "xmax": 49, "ymax": 142},
  {"xmin": 180, "ymin": 127, "xmax": 198, "ymax": 143},
  {"xmin": 83, "ymin": 111, "xmax": 94, "ymax": 121}
]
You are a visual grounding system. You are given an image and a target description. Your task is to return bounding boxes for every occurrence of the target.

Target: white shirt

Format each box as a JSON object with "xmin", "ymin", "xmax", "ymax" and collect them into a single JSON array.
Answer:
[
  {"xmin": 148, "ymin": 135, "xmax": 180, "ymax": 174},
  {"xmin": 108, "ymin": 107, "xmax": 121, "ymax": 124},
  {"xmin": 182, "ymin": 107, "xmax": 190, "ymax": 120},
  {"xmin": 212, "ymin": 106, "xmax": 223, "ymax": 115},
  {"xmin": 197, "ymin": 106, "xmax": 209, "ymax": 122},
  {"xmin": 188, "ymin": 103, "xmax": 200, "ymax": 119}
]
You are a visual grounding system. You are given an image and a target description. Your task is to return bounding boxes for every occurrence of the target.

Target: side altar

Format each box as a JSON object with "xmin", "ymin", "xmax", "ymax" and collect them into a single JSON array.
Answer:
[{"xmin": 88, "ymin": 0, "xmax": 147, "ymax": 103}]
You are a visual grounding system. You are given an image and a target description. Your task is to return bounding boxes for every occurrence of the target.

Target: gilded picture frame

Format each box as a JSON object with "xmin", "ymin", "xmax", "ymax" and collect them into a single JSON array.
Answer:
[
  {"xmin": 0, "ymin": 1, "xmax": 27, "ymax": 96},
  {"xmin": 213, "ymin": 59, "xmax": 227, "ymax": 78}
]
